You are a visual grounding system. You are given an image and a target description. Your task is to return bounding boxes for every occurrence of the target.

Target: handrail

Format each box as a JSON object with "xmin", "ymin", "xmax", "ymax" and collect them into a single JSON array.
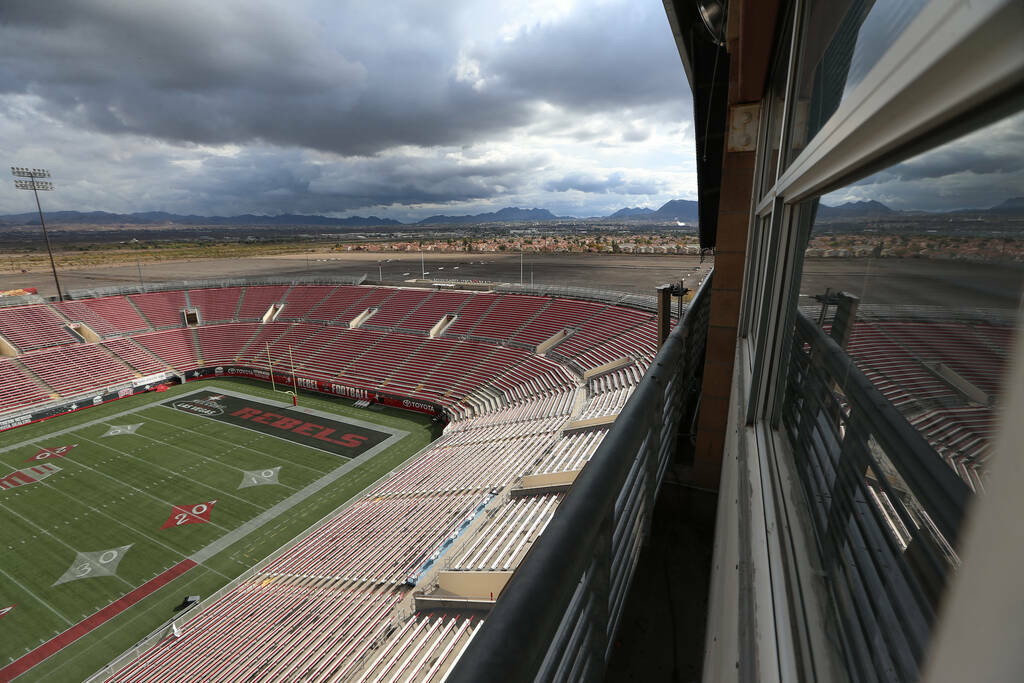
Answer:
[
  {"xmin": 447, "ymin": 273, "xmax": 712, "ymax": 682},
  {"xmin": 783, "ymin": 311, "xmax": 973, "ymax": 681},
  {"xmin": 793, "ymin": 313, "xmax": 969, "ymax": 543}
]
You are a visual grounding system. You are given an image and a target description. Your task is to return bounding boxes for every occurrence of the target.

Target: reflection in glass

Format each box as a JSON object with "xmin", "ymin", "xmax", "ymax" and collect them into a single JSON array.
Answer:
[
  {"xmin": 785, "ymin": 0, "xmax": 928, "ymax": 167},
  {"xmin": 792, "ymin": 111, "xmax": 1023, "ymax": 494},
  {"xmin": 759, "ymin": 4, "xmax": 793, "ymax": 198}
]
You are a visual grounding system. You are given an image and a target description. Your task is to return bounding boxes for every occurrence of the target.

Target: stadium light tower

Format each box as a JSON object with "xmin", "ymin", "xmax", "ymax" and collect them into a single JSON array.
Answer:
[{"xmin": 11, "ymin": 167, "xmax": 63, "ymax": 301}]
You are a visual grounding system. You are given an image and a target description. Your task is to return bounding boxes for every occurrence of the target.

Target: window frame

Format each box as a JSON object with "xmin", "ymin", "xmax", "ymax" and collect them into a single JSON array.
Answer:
[{"xmin": 729, "ymin": 0, "xmax": 1024, "ymax": 679}]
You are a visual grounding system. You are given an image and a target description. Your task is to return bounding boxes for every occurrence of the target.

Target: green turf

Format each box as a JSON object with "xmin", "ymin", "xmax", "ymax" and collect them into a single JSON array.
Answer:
[{"xmin": 0, "ymin": 378, "xmax": 440, "ymax": 681}]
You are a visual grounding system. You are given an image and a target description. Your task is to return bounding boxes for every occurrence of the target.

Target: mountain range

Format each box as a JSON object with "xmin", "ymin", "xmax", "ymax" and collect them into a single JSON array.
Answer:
[{"xmin": 0, "ymin": 197, "xmax": 1019, "ymax": 228}]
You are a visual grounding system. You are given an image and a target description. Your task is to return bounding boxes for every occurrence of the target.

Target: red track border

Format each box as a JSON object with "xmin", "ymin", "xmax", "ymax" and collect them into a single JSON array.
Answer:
[{"xmin": 0, "ymin": 558, "xmax": 197, "ymax": 681}]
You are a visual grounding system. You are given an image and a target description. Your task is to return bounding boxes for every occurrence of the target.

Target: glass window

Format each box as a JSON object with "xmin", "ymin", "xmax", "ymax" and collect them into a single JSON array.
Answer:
[
  {"xmin": 778, "ymin": 111, "xmax": 1022, "ymax": 679},
  {"xmin": 743, "ymin": 214, "xmax": 771, "ymax": 344},
  {"xmin": 790, "ymin": 110, "xmax": 1023, "ymax": 494},
  {"xmin": 758, "ymin": 5, "xmax": 794, "ymax": 198},
  {"xmin": 784, "ymin": 0, "xmax": 928, "ymax": 168}
]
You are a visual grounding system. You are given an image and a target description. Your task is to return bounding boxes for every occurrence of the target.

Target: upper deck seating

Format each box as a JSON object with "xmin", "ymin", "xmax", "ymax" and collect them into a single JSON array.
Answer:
[
  {"xmin": 188, "ymin": 287, "xmax": 245, "ymax": 323},
  {"xmin": 470, "ymin": 295, "xmax": 549, "ymax": 341},
  {"xmin": 276, "ymin": 285, "xmax": 338, "ymax": 320},
  {"xmin": 304, "ymin": 286, "xmax": 377, "ymax": 323},
  {"xmin": 128, "ymin": 291, "xmax": 188, "ymax": 328},
  {"xmin": 397, "ymin": 290, "xmax": 473, "ymax": 333},
  {"xmin": 363, "ymin": 288, "xmax": 432, "ymax": 328},
  {"xmin": 237, "ymin": 286, "xmax": 289, "ymax": 320},
  {"xmin": 54, "ymin": 297, "xmax": 150, "ymax": 336},
  {"xmin": 442, "ymin": 293, "xmax": 499, "ymax": 337},
  {"xmin": 510, "ymin": 299, "xmax": 606, "ymax": 347}
]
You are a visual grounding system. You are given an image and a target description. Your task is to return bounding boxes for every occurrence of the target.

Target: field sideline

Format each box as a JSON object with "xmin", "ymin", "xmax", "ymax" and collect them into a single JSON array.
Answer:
[{"xmin": 0, "ymin": 378, "xmax": 440, "ymax": 681}]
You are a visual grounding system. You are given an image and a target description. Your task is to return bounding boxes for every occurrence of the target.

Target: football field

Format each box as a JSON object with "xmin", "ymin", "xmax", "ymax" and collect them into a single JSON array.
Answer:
[{"xmin": 0, "ymin": 379, "xmax": 440, "ymax": 681}]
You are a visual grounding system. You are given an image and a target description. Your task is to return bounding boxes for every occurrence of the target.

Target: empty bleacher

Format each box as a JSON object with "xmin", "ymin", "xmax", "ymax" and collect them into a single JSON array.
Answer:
[
  {"xmin": 19, "ymin": 344, "xmax": 135, "ymax": 396},
  {"xmin": 45, "ymin": 283, "xmax": 1011, "ymax": 683},
  {"xmin": 237, "ymin": 285, "xmax": 289, "ymax": 320},
  {"xmin": 397, "ymin": 290, "xmax": 473, "ymax": 334},
  {"xmin": 54, "ymin": 296, "xmax": 150, "ymax": 336},
  {"xmin": 133, "ymin": 328, "xmax": 201, "ymax": 370},
  {"xmin": 128, "ymin": 290, "xmax": 189, "ymax": 328},
  {"xmin": 0, "ymin": 304, "xmax": 76, "ymax": 351},
  {"xmin": 187, "ymin": 287, "xmax": 245, "ymax": 323},
  {"xmin": 0, "ymin": 358, "xmax": 52, "ymax": 411}
]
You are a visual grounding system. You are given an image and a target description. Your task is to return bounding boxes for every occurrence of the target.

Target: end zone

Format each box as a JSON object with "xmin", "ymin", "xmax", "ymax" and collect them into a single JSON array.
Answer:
[{"xmin": 162, "ymin": 388, "xmax": 396, "ymax": 458}]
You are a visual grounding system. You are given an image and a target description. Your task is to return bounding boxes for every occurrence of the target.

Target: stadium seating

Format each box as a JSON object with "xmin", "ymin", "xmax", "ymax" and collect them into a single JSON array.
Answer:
[
  {"xmin": 396, "ymin": 289, "xmax": 473, "ymax": 333},
  {"xmin": 101, "ymin": 338, "xmax": 170, "ymax": 375},
  {"xmin": 0, "ymin": 304, "xmax": 75, "ymax": 351},
  {"xmin": 451, "ymin": 494, "xmax": 561, "ymax": 571},
  {"xmin": 362, "ymin": 287, "xmax": 433, "ymax": 328},
  {"xmin": 133, "ymin": 328, "xmax": 201, "ymax": 370},
  {"xmin": 237, "ymin": 285, "xmax": 290, "ymax": 320},
  {"xmin": 187, "ymin": 287, "xmax": 245, "ymax": 323},
  {"xmin": 19, "ymin": 344, "xmax": 135, "ymax": 396},
  {"xmin": 54, "ymin": 296, "xmax": 150, "ymax": 336},
  {"xmin": 442, "ymin": 293, "xmax": 500, "ymax": 337},
  {"xmin": 8, "ymin": 281, "xmax": 1003, "ymax": 683},
  {"xmin": 128, "ymin": 290, "xmax": 188, "ymax": 328},
  {"xmin": 0, "ymin": 358, "xmax": 52, "ymax": 411},
  {"xmin": 468, "ymin": 294, "xmax": 549, "ymax": 341},
  {"xmin": 195, "ymin": 323, "xmax": 262, "ymax": 365}
]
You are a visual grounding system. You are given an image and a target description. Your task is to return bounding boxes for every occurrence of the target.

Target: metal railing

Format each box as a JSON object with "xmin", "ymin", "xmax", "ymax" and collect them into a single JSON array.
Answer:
[
  {"xmin": 447, "ymin": 274, "xmax": 711, "ymax": 682},
  {"xmin": 781, "ymin": 312, "xmax": 971, "ymax": 682},
  {"xmin": 496, "ymin": 282, "xmax": 660, "ymax": 312},
  {"xmin": 66, "ymin": 274, "xmax": 367, "ymax": 300}
]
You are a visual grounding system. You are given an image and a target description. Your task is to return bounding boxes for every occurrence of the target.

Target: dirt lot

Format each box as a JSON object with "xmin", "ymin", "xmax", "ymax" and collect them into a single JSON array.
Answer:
[
  {"xmin": 1, "ymin": 249, "xmax": 1018, "ymax": 313},
  {"xmin": 0, "ymin": 252, "xmax": 711, "ymax": 299}
]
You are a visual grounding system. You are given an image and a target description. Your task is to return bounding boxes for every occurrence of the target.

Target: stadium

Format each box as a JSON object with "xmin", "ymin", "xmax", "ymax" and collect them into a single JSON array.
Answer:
[
  {"xmin": 1, "ymin": 0, "xmax": 1022, "ymax": 681},
  {"xmin": 0, "ymin": 278, "xmax": 697, "ymax": 680}
]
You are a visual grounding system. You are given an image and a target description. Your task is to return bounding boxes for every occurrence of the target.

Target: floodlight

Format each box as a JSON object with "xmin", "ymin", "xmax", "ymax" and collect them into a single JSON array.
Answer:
[{"xmin": 11, "ymin": 166, "xmax": 63, "ymax": 300}]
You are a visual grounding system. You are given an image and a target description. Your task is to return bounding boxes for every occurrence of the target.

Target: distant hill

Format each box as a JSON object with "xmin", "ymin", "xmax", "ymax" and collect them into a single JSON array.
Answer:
[
  {"xmin": 652, "ymin": 199, "xmax": 699, "ymax": 221},
  {"xmin": 987, "ymin": 197, "xmax": 1024, "ymax": 213},
  {"xmin": 816, "ymin": 200, "xmax": 894, "ymax": 218},
  {"xmin": 416, "ymin": 207, "xmax": 560, "ymax": 225},
  {"xmin": 607, "ymin": 207, "xmax": 655, "ymax": 218},
  {"xmin": 0, "ymin": 210, "xmax": 403, "ymax": 227}
]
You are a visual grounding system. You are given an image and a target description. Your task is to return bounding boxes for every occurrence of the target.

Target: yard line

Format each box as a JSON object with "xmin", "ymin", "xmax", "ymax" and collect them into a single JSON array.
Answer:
[
  {"xmin": 138, "ymin": 409, "xmax": 330, "ymax": 474},
  {"xmin": 22, "ymin": 439, "xmax": 237, "ymax": 536},
  {"xmin": 0, "ymin": 563, "xmax": 73, "ymax": 627},
  {"xmin": 189, "ymin": 420, "xmax": 406, "ymax": 564},
  {"xmin": 120, "ymin": 416, "xmax": 303, "ymax": 489},
  {"xmin": 0, "ymin": 403, "xmax": 159, "ymax": 456},
  {"xmin": 34, "ymin": 567, "xmax": 216, "ymax": 682},
  {"xmin": 77, "ymin": 433, "xmax": 271, "ymax": 512},
  {"xmin": 0, "ymin": 499, "xmax": 135, "ymax": 590},
  {"xmin": 4, "ymin": 470, "xmax": 232, "ymax": 582}
]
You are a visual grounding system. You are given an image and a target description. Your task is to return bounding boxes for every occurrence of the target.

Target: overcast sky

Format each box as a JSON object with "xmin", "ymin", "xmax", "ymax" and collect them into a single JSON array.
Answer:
[
  {"xmin": 1, "ymin": 1, "xmax": 1020, "ymax": 221},
  {"xmin": 0, "ymin": 0, "xmax": 696, "ymax": 220}
]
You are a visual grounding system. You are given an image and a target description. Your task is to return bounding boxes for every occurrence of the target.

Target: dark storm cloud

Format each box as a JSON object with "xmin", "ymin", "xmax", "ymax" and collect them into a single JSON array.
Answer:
[
  {"xmin": 0, "ymin": 0, "xmax": 680, "ymax": 157},
  {"xmin": 544, "ymin": 171, "xmax": 660, "ymax": 195},
  {"xmin": 0, "ymin": 0, "xmax": 697, "ymax": 217},
  {"xmin": 165, "ymin": 148, "xmax": 545, "ymax": 216},
  {"xmin": 0, "ymin": 0, "xmax": 533, "ymax": 155},
  {"xmin": 476, "ymin": 6, "xmax": 689, "ymax": 113}
]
